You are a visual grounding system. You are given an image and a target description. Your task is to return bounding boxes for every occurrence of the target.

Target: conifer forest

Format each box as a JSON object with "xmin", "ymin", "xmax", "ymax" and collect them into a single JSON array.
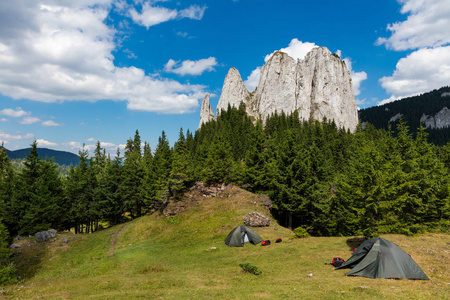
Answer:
[{"xmin": 0, "ymin": 105, "xmax": 449, "ymax": 260}]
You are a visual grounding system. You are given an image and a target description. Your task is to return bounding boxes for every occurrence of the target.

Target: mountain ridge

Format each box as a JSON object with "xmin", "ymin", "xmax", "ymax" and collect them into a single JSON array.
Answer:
[{"xmin": 1, "ymin": 146, "xmax": 80, "ymax": 166}]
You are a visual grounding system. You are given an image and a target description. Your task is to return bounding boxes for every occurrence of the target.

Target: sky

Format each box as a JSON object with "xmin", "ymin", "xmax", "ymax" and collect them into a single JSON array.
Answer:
[{"xmin": 1, "ymin": 0, "xmax": 450, "ymax": 155}]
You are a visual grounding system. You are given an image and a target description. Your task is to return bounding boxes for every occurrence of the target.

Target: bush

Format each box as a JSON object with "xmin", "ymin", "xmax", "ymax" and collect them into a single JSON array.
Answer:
[
  {"xmin": 0, "ymin": 263, "xmax": 16, "ymax": 284},
  {"xmin": 239, "ymin": 263, "xmax": 261, "ymax": 275},
  {"xmin": 293, "ymin": 227, "xmax": 310, "ymax": 238}
]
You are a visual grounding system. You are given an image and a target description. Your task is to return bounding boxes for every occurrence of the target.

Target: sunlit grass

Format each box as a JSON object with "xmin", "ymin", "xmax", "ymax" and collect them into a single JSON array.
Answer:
[{"xmin": 2, "ymin": 186, "xmax": 449, "ymax": 299}]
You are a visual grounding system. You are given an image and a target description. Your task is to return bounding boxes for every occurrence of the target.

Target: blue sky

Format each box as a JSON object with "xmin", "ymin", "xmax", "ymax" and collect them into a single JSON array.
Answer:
[{"xmin": 1, "ymin": 0, "xmax": 450, "ymax": 155}]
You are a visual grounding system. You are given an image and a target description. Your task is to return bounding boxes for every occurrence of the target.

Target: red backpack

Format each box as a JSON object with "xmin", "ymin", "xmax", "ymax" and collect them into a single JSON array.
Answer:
[{"xmin": 332, "ymin": 257, "xmax": 344, "ymax": 267}]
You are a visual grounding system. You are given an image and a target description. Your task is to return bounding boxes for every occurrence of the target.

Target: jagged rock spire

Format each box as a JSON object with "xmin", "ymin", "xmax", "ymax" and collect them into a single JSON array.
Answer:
[
  {"xmin": 199, "ymin": 47, "xmax": 359, "ymax": 132},
  {"xmin": 198, "ymin": 93, "xmax": 215, "ymax": 130}
]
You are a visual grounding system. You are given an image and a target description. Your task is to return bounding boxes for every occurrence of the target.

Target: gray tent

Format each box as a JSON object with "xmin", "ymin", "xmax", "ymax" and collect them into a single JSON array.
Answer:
[
  {"xmin": 336, "ymin": 237, "xmax": 429, "ymax": 280},
  {"xmin": 225, "ymin": 225, "xmax": 263, "ymax": 247}
]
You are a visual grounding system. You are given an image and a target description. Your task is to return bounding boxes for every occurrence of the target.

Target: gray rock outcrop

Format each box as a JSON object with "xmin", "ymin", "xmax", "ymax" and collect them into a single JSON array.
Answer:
[
  {"xmin": 200, "ymin": 47, "xmax": 359, "ymax": 132},
  {"xmin": 198, "ymin": 94, "xmax": 215, "ymax": 129},
  {"xmin": 35, "ymin": 229, "xmax": 57, "ymax": 242},
  {"xmin": 244, "ymin": 212, "xmax": 270, "ymax": 227},
  {"xmin": 420, "ymin": 107, "xmax": 450, "ymax": 129},
  {"xmin": 216, "ymin": 68, "xmax": 250, "ymax": 116}
]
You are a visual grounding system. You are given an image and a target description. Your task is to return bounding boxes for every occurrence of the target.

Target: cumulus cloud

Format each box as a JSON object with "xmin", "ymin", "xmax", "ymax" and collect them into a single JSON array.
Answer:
[
  {"xmin": 0, "ymin": 130, "xmax": 34, "ymax": 144},
  {"xmin": 36, "ymin": 138, "xmax": 58, "ymax": 147},
  {"xmin": 128, "ymin": 2, "xmax": 206, "ymax": 29},
  {"xmin": 20, "ymin": 116, "xmax": 41, "ymax": 124},
  {"xmin": 42, "ymin": 120, "xmax": 63, "ymax": 127},
  {"xmin": 264, "ymin": 39, "xmax": 318, "ymax": 62},
  {"xmin": 342, "ymin": 56, "xmax": 367, "ymax": 96},
  {"xmin": 244, "ymin": 39, "xmax": 367, "ymax": 95},
  {"xmin": 63, "ymin": 141, "xmax": 82, "ymax": 149},
  {"xmin": 164, "ymin": 57, "xmax": 218, "ymax": 76},
  {"xmin": 379, "ymin": 46, "xmax": 450, "ymax": 104},
  {"xmin": 376, "ymin": 0, "xmax": 450, "ymax": 51},
  {"xmin": 0, "ymin": 107, "xmax": 30, "ymax": 118},
  {"xmin": 377, "ymin": 0, "xmax": 450, "ymax": 104},
  {"xmin": 243, "ymin": 67, "xmax": 261, "ymax": 92},
  {"xmin": 0, "ymin": 1, "xmax": 207, "ymax": 114}
]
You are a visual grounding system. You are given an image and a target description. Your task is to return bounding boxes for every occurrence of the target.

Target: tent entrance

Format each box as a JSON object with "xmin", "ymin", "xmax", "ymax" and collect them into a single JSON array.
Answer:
[{"xmin": 243, "ymin": 233, "xmax": 249, "ymax": 243}]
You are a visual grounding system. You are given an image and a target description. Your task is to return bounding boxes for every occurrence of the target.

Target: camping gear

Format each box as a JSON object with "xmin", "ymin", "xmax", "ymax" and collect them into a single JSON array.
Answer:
[
  {"xmin": 336, "ymin": 237, "xmax": 429, "ymax": 280},
  {"xmin": 261, "ymin": 240, "xmax": 271, "ymax": 246},
  {"xmin": 276, "ymin": 238, "xmax": 282, "ymax": 243},
  {"xmin": 331, "ymin": 257, "xmax": 345, "ymax": 267},
  {"xmin": 225, "ymin": 225, "xmax": 263, "ymax": 247}
]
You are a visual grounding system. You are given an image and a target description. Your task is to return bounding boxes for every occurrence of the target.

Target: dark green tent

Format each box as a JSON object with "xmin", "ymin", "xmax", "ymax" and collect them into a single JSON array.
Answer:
[
  {"xmin": 225, "ymin": 225, "xmax": 263, "ymax": 247},
  {"xmin": 336, "ymin": 237, "xmax": 429, "ymax": 280}
]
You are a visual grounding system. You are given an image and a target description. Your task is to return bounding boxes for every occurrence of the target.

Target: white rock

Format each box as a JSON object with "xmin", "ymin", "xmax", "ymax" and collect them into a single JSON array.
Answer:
[
  {"xmin": 216, "ymin": 68, "xmax": 250, "ymax": 116},
  {"xmin": 198, "ymin": 93, "xmax": 215, "ymax": 129},
  {"xmin": 200, "ymin": 47, "xmax": 359, "ymax": 132}
]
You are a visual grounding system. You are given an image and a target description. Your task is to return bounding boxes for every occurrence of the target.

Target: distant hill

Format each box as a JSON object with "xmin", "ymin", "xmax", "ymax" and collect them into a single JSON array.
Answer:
[
  {"xmin": 359, "ymin": 86, "xmax": 450, "ymax": 145},
  {"xmin": 1, "ymin": 147, "xmax": 80, "ymax": 166}
]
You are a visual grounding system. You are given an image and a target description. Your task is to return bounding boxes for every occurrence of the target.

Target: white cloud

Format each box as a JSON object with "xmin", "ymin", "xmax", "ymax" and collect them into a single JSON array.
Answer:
[
  {"xmin": 377, "ymin": 0, "xmax": 450, "ymax": 104},
  {"xmin": 128, "ymin": 3, "xmax": 206, "ymax": 29},
  {"xmin": 0, "ymin": 130, "xmax": 34, "ymax": 144},
  {"xmin": 342, "ymin": 56, "xmax": 367, "ymax": 96},
  {"xmin": 86, "ymin": 137, "xmax": 96, "ymax": 142},
  {"xmin": 0, "ymin": 118, "xmax": 7, "ymax": 122},
  {"xmin": 63, "ymin": 141, "xmax": 82, "ymax": 149},
  {"xmin": 36, "ymin": 138, "xmax": 58, "ymax": 147},
  {"xmin": 178, "ymin": 5, "xmax": 206, "ymax": 20},
  {"xmin": 42, "ymin": 120, "xmax": 63, "ymax": 127},
  {"xmin": 379, "ymin": 46, "xmax": 450, "ymax": 104},
  {"xmin": 164, "ymin": 57, "xmax": 218, "ymax": 76},
  {"xmin": 0, "ymin": 1, "xmax": 207, "ymax": 114},
  {"xmin": 264, "ymin": 39, "xmax": 318, "ymax": 62},
  {"xmin": 20, "ymin": 116, "xmax": 41, "ymax": 124},
  {"xmin": 0, "ymin": 107, "xmax": 30, "ymax": 118},
  {"xmin": 243, "ymin": 67, "xmax": 261, "ymax": 92},
  {"xmin": 376, "ymin": 0, "xmax": 450, "ymax": 51}
]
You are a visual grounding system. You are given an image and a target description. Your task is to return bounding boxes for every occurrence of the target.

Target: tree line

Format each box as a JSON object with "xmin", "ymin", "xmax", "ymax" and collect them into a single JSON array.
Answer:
[{"xmin": 1, "ymin": 103, "xmax": 449, "ymax": 281}]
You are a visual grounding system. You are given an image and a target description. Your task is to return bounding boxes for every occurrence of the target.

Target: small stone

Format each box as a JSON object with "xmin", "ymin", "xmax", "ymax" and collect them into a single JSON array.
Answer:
[{"xmin": 9, "ymin": 244, "xmax": 21, "ymax": 249}]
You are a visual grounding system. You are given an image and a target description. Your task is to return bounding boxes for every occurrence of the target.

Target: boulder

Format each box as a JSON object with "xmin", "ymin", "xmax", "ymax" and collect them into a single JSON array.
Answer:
[
  {"xmin": 244, "ymin": 212, "xmax": 270, "ymax": 227},
  {"xmin": 35, "ymin": 229, "xmax": 57, "ymax": 242},
  {"xmin": 9, "ymin": 244, "xmax": 21, "ymax": 249}
]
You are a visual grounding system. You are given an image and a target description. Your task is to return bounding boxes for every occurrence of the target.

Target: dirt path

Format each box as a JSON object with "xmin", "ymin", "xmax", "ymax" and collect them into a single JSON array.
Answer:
[{"xmin": 108, "ymin": 225, "xmax": 126, "ymax": 256}]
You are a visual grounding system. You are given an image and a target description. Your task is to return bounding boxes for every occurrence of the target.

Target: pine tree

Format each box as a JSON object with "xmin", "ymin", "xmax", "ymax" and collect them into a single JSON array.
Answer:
[
  {"xmin": 168, "ymin": 128, "xmax": 191, "ymax": 200},
  {"xmin": 122, "ymin": 130, "xmax": 144, "ymax": 218},
  {"xmin": 151, "ymin": 131, "xmax": 173, "ymax": 210}
]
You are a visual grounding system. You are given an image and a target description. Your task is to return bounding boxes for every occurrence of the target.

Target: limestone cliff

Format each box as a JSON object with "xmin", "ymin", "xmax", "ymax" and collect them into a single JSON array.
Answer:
[
  {"xmin": 198, "ymin": 94, "xmax": 215, "ymax": 129},
  {"xmin": 199, "ymin": 47, "xmax": 359, "ymax": 132},
  {"xmin": 420, "ymin": 107, "xmax": 450, "ymax": 129}
]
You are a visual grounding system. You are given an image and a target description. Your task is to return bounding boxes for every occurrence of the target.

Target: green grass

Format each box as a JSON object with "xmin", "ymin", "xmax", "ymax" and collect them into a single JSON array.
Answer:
[{"xmin": 2, "ymin": 186, "xmax": 449, "ymax": 299}]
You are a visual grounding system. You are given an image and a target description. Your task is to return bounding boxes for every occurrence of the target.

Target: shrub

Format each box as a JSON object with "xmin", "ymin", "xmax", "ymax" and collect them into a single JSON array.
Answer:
[
  {"xmin": 293, "ymin": 226, "xmax": 310, "ymax": 238},
  {"xmin": 239, "ymin": 263, "xmax": 261, "ymax": 275}
]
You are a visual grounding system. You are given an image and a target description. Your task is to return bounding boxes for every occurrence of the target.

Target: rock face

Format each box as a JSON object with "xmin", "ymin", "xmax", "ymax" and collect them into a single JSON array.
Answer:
[
  {"xmin": 420, "ymin": 107, "xmax": 450, "ymax": 129},
  {"xmin": 198, "ymin": 94, "xmax": 215, "ymax": 129},
  {"xmin": 244, "ymin": 212, "xmax": 270, "ymax": 227},
  {"xmin": 199, "ymin": 47, "xmax": 359, "ymax": 132},
  {"xmin": 35, "ymin": 229, "xmax": 57, "ymax": 242}
]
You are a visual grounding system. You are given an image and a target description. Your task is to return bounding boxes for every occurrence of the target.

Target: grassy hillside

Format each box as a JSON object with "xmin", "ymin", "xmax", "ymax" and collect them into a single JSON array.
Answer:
[{"xmin": 2, "ymin": 186, "xmax": 449, "ymax": 299}]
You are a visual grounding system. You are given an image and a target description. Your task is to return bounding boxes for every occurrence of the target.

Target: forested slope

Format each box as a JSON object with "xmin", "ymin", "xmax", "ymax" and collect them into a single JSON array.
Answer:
[{"xmin": 359, "ymin": 86, "xmax": 450, "ymax": 145}]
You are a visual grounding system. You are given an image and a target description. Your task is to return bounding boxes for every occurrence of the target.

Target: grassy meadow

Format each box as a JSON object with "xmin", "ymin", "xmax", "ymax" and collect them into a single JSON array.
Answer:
[{"xmin": 1, "ymin": 186, "xmax": 449, "ymax": 299}]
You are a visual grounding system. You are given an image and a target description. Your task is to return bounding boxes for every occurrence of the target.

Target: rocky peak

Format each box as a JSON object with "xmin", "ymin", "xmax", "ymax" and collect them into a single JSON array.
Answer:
[
  {"xmin": 198, "ymin": 94, "xmax": 215, "ymax": 129},
  {"xmin": 199, "ymin": 47, "xmax": 359, "ymax": 132},
  {"xmin": 216, "ymin": 68, "xmax": 250, "ymax": 116}
]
